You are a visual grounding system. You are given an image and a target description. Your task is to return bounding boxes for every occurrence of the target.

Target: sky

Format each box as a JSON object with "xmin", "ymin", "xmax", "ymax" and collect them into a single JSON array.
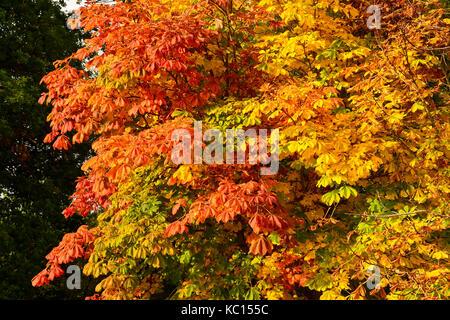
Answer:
[
  {"xmin": 60, "ymin": 0, "xmax": 115, "ymax": 13},
  {"xmin": 61, "ymin": 0, "xmax": 86, "ymax": 13}
]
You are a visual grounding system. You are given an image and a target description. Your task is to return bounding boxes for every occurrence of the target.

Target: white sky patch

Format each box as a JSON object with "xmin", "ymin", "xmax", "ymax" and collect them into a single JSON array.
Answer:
[
  {"xmin": 59, "ymin": 0, "xmax": 115, "ymax": 13},
  {"xmin": 60, "ymin": 0, "xmax": 86, "ymax": 13}
]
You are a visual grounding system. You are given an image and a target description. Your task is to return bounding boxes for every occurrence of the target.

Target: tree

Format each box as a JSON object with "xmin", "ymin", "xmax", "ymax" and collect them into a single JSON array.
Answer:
[
  {"xmin": 0, "ymin": 0, "xmax": 93, "ymax": 299},
  {"xmin": 33, "ymin": 0, "xmax": 448, "ymax": 300}
]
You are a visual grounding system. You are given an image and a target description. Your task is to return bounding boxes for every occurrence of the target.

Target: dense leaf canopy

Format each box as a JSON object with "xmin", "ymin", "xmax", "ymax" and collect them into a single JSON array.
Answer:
[{"xmin": 33, "ymin": 0, "xmax": 448, "ymax": 300}]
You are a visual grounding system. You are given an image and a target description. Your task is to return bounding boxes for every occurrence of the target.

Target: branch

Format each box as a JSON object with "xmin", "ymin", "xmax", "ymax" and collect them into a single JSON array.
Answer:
[{"xmin": 343, "ymin": 210, "xmax": 427, "ymax": 218}]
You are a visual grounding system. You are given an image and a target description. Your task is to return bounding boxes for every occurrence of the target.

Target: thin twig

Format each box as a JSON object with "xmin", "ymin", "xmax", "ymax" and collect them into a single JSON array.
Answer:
[{"xmin": 343, "ymin": 210, "xmax": 427, "ymax": 218}]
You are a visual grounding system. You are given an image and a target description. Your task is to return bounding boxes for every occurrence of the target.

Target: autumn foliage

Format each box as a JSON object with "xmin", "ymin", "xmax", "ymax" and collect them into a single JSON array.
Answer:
[{"xmin": 33, "ymin": 0, "xmax": 449, "ymax": 300}]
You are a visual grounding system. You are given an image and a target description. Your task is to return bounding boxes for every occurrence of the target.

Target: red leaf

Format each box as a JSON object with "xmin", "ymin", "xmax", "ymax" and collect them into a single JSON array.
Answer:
[
  {"xmin": 249, "ymin": 236, "xmax": 272, "ymax": 256},
  {"xmin": 165, "ymin": 221, "xmax": 188, "ymax": 238},
  {"xmin": 249, "ymin": 214, "xmax": 267, "ymax": 233}
]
